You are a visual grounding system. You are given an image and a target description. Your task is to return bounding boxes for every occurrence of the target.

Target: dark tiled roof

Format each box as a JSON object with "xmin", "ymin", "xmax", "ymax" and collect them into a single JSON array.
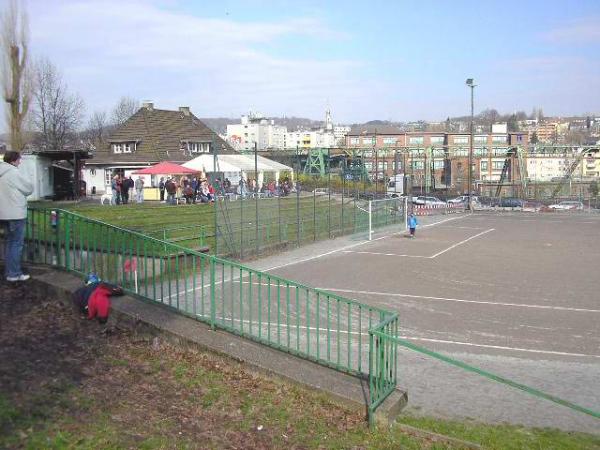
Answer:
[{"xmin": 88, "ymin": 107, "xmax": 235, "ymax": 165}]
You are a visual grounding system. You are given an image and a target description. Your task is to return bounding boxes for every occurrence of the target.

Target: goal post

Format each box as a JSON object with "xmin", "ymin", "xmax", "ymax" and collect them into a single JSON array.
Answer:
[{"xmin": 356, "ymin": 197, "xmax": 407, "ymax": 240}]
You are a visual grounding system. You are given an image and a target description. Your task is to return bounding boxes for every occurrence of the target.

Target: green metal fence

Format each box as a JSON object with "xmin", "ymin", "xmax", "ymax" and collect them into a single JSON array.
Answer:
[
  {"xmin": 215, "ymin": 192, "xmax": 405, "ymax": 259},
  {"xmin": 23, "ymin": 207, "xmax": 398, "ymax": 422}
]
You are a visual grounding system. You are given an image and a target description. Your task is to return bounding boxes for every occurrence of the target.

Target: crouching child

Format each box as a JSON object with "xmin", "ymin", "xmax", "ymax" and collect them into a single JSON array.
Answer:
[{"xmin": 73, "ymin": 273, "xmax": 124, "ymax": 324}]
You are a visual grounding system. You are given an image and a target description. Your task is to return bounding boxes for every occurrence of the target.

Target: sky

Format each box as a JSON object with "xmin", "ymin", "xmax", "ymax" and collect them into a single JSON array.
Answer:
[{"xmin": 2, "ymin": 0, "xmax": 600, "ymax": 130}]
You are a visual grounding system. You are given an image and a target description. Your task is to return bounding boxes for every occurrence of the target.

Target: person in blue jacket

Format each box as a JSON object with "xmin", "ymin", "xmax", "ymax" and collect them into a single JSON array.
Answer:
[{"xmin": 408, "ymin": 213, "xmax": 418, "ymax": 238}]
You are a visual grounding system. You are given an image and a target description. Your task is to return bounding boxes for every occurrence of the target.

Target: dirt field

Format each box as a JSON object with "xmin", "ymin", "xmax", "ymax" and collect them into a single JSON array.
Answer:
[
  {"xmin": 0, "ymin": 281, "xmax": 369, "ymax": 449},
  {"xmin": 251, "ymin": 211, "xmax": 600, "ymax": 433}
]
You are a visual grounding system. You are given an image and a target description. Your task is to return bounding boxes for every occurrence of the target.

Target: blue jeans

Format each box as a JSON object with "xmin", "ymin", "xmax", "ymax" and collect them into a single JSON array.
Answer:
[{"xmin": 3, "ymin": 219, "xmax": 26, "ymax": 277}]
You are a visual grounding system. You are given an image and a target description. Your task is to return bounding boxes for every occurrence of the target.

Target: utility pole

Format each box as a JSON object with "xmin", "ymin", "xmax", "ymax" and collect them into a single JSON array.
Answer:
[{"xmin": 466, "ymin": 78, "xmax": 476, "ymax": 209}]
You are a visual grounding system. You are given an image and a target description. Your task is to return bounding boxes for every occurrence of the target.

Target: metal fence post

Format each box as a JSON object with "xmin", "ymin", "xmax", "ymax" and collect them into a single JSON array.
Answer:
[{"xmin": 210, "ymin": 256, "xmax": 216, "ymax": 329}]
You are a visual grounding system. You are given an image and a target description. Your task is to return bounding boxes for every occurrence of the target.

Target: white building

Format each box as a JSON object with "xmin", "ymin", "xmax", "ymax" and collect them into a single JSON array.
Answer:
[
  {"xmin": 227, "ymin": 109, "xmax": 348, "ymax": 151},
  {"xmin": 226, "ymin": 112, "xmax": 287, "ymax": 151},
  {"xmin": 334, "ymin": 125, "xmax": 351, "ymax": 145}
]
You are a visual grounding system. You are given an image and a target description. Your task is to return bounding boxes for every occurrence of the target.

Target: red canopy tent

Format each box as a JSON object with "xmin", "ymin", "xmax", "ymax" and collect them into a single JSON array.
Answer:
[{"xmin": 132, "ymin": 161, "xmax": 197, "ymax": 175}]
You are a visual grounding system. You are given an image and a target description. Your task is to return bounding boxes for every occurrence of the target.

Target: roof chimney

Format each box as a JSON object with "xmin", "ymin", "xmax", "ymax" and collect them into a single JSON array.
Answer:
[
  {"xmin": 142, "ymin": 101, "xmax": 154, "ymax": 111},
  {"xmin": 179, "ymin": 106, "xmax": 190, "ymax": 116}
]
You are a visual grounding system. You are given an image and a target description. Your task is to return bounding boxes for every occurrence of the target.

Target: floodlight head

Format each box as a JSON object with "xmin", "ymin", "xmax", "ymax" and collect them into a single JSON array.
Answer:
[{"xmin": 466, "ymin": 78, "xmax": 474, "ymax": 86}]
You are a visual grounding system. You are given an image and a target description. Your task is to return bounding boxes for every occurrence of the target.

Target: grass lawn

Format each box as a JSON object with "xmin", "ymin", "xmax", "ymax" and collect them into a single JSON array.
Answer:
[
  {"xmin": 1, "ymin": 282, "xmax": 598, "ymax": 450},
  {"xmin": 30, "ymin": 195, "xmax": 394, "ymax": 258}
]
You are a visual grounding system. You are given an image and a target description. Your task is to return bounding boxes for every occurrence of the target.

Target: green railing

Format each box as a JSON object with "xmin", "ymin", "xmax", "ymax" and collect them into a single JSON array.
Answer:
[
  {"xmin": 371, "ymin": 331, "xmax": 600, "ymax": 421},
  {"xmin": 24, "ymin": 207, "xmax": 590, "ymax": 426},
  {"xmin": 24, "ymin": 207, "xmax": 398, "ymax": 423}
]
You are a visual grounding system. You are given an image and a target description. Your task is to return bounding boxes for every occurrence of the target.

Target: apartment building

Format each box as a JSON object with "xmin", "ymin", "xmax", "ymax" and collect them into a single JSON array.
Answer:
[
  {"xmin": 226, "ymin": 110, "xmax": 346, "ymax": 151},
  {"xmin": 226, "ymin": 112, "xmax": 287, "ymax": 151},
  {"xmin": 345, "ymin": 127, "xmax": 530, "ymax": 192}
]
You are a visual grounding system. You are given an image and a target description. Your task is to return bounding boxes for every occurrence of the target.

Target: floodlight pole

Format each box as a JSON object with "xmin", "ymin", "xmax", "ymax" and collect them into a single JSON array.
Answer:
[{"xmin": 466, "ymin": 78, "xmax": 476, "ymax": 210}]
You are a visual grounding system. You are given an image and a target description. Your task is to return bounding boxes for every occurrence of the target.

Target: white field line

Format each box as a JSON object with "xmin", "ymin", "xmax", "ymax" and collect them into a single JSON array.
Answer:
[
  {"xmin": 435, "ymin": 225, "xmax": 487, "ymax": 230},
  {"xmin": 262, "ymin": 215, "xmax": 467, "ymax": 271},
  {"xmin": 167, "ymin": 215, "xmax": 469, "ymax": 299},
  {"xmin": 342, "ymin": 228, "xmax": 495, "ymax": 259},
  {"xmin": 315, "ymin": 287, "xmax": 600, "ymax": 313},
  {"xmin": 341, "ymin": 251, "xmax": 431, "ymax": 258},
  {"xmin": 190, "ymin": 313, "xmax": 600, "ymax": 359},
  {"xmin": 429, "ymin": 228, "xmax": 494, "ymax": 258},
  {"xmin": 395, "ymin": 336, "xmax": 600, "ymax": 359}
]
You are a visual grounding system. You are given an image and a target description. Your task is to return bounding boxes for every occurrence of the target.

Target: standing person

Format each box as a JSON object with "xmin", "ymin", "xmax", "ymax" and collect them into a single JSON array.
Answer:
[
  {"xmin": 0, "ymin": 152, "xmax": 33, "ymax": 281},
  {"xmin": 408, "ymin": 213, "xmax": 418, "ymax": 238},
  {"xmin": 111, "ymin": 175, "xmax": 119, "ymax": 205},
  {"xmin": 120, "ymin": 175, "xmax": 130, "ymax": 204},
  {"xmin": 134, "ymin": 176, "xmax": 145, "ymax": 203},
  {"xmin": 191, "ymin": 176, "xmax": 199, "ymax": 203},
  {"xmin": 165, "ymin": 177, "xmax": 177, "ymax": 204},
  {"xmin": 159, "ymin": 177, "xmax": 165, "ymax": 202}
]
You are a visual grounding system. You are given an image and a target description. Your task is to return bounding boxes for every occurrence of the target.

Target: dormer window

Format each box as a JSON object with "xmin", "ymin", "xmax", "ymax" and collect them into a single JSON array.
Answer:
[
  {"xmin": 112, "ymin": 142, "xmax": 136, "ymax": 153},
  {"xmin": 187, "ymin": 142, "xmax": 210, "ymax": 154}
]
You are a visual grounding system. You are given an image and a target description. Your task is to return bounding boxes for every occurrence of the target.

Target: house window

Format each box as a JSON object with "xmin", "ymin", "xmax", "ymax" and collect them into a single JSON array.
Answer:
[
  {"xmin": 349, "ymin": 137, "xmax": 359, "ymax": 145},
  {"xmin": 188, "ymin": 142, "xmax": 210, "ymax": 153},
  {"xmin": 453, "ymin": 136, "xmax": 469, "ymax": 144},
  {"xmin": 430, "ymin": 136, "xmax": 444, "ymax": 145},
  {"xmin": 475, "ymin": 136, "xmax": 487, "ymax": 144},
  {"xmin": 411, "ymin": 161, "xmax": 424, "ymax": 169},
  {"xmin": 112, "ymin": 142, "xmax": 135, "ymax": 153},
  {"xmin": 517, "ymin": 135, "xmax": 524, "ymax": 143},
  {"xmin": 492, "ymin": 161, "xmax": 506, "ymax": 170},
  {"xmin": 104, "ymin": 169, "xmax": 112, "ymax": 186},
  {"xmin": 492, "ymin": 135, "xmax": 507, "ymax": 143},
  {"xmin": 480, "ymin": 161, "xmax": 488, "ymax": 171},
  {"xmin": 409, "ymin": 136, "xmax": 424, "ymax": 145},
  {"xmin": 382, "ymin": 137, "xmax": 397, "ymax": 145},
  {"xmin": 362, "ymin": 137, "xmax": 374, "ymax": 145},
  {"xmin": 433, "ymin": 160, "xmax": 445, "ymax": 169}
]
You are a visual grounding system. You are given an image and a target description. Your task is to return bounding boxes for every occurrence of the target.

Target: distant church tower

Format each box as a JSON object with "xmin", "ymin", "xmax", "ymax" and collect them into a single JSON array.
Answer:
[{"xmin": 325, "ymin": 109, "xmax": 333, "ymax": 131}]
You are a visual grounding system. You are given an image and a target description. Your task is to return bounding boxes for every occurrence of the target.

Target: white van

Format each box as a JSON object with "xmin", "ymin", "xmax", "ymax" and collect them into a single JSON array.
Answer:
[{"xmin": 387, "ymin": 174, "xmax": 405, "ymax": 197}]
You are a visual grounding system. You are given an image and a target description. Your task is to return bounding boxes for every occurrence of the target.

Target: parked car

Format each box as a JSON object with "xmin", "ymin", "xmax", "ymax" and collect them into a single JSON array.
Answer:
[
  {"xmin": 548, "ymin": 201, "xmax": 584, "ymax": 211},
  {"xmin": 413, "ymin": 196, "xmax": 446, "ymax": 206},
  {"xmin": 500, "ymin": 198, "xmax": 524, "ymax": 208},
  {"xmin": 448, "ymin": 195, "xmax": 480, "ymax": 204}
]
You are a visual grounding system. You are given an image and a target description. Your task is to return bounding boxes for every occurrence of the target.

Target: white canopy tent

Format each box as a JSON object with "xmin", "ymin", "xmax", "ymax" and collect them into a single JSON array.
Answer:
[{"xmin": 182, "ymin": 154, "xmax": 293, "ymax": 187}]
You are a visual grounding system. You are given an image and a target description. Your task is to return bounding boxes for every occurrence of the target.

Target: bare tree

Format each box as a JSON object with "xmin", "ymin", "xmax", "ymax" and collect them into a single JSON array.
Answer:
[
  {"xmin": 1, "ymin": 0, "xmax": 31, "ymax": 151},
  {"xmin": 478, "ymin": 108, "xmax": 500, "ymax": 130},
  {"xmin": 111, "ymin": 96, "xmax": 138, "ymax": 127},
  {"xmin": 32, "ymin": 57, "xmax": 85, "ymax": 150},
  {"xmin": 81, "ymin": 110, "xmax": 108, "ymax": 150}
]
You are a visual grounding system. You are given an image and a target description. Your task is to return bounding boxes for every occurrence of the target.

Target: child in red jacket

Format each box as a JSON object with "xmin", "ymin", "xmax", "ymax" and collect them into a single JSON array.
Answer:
[{"xmin": 73, "ymin": 274, "xmax": 123, "ymax": 324}]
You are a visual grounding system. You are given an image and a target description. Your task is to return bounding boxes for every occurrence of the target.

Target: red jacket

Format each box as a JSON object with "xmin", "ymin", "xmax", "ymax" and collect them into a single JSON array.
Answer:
[{"xmin": 87, "ymin": 285, "xmax": 113, "ymax": 320}]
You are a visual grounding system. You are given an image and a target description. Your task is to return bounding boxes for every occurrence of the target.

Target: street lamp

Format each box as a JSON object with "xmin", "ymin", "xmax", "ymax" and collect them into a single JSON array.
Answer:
[{"xmin": 466, "ymin": 78, "xmax": 476, "ymax": 209}]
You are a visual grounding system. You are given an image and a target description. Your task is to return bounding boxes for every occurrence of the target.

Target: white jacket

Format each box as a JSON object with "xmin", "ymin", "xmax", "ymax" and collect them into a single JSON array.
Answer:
[{"xmin": 0, "ymin": 161, "xmax": 33, "ymax": 220}]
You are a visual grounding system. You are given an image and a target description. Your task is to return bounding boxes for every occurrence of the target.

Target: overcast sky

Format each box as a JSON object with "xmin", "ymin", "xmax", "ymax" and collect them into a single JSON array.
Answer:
[{"xmin": 2, "ymin": 0, "xmax": 600, "ymax": 131}]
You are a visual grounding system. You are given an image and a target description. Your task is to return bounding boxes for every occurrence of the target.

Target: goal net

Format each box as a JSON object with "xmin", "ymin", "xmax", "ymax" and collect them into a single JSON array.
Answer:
[{"xmin": 355, "ymin": 197, "xmax": 406, "ymax": 240}]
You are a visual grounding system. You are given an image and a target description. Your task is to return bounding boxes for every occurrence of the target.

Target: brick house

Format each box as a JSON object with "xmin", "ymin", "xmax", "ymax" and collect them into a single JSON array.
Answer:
[{"xmin": 83, "ymin": 103, "xmax": 235, "ymax": 195}]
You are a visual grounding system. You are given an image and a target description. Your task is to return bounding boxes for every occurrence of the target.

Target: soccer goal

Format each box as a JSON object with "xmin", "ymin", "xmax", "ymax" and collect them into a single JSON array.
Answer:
[{"xmin": 355, "ymin": 197, "xmax": 407, "ymax": 240}]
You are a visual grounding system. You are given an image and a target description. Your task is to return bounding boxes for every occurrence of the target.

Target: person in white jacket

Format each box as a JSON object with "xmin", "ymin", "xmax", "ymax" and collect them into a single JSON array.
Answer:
[{"xmin": 0, "ymin": 151, "xmax": 33, "ymax": 281}]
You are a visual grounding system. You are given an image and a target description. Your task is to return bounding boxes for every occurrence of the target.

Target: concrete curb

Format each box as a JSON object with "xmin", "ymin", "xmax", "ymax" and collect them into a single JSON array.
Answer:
[{"xmin": 26, "ymin": 265, "xmax": 407, "ymax": 425}]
